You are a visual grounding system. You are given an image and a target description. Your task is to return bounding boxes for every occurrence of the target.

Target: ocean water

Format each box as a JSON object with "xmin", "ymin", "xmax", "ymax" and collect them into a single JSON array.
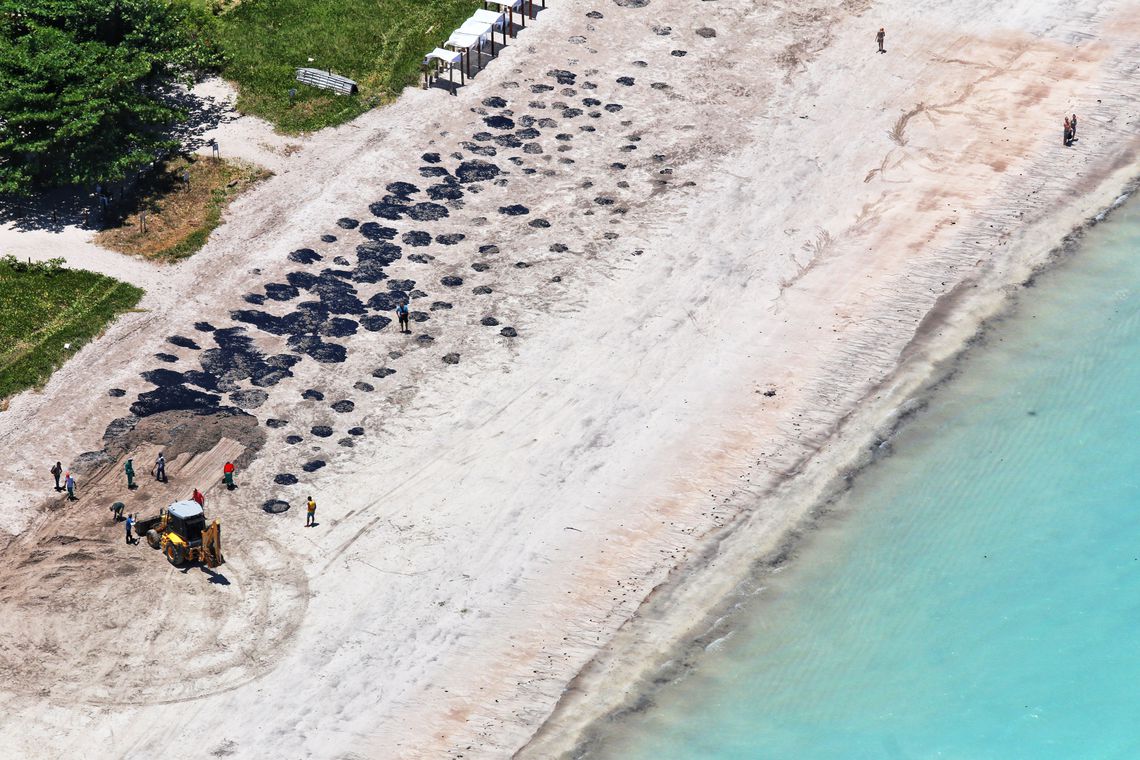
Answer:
[{"xmin": 598, "ymin": 196, "xmax": 1140, "ymax": 760}]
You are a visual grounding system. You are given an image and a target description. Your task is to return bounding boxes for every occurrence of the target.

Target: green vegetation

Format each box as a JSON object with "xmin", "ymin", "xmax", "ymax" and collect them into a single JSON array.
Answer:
[
  {"xmin": 0, "ymin": 257, "xmax": 144, "ymax": 400},
  {"xmin": 95, "ymin": 156, "xmax": 269, "ymax": 261},
  {"xmin": 0, "ymin": 0, "xmax": 221, "ymax": 194},
  {"xmin": 196, "ymin": 0, "xmax": 479, "ymax": 133}
]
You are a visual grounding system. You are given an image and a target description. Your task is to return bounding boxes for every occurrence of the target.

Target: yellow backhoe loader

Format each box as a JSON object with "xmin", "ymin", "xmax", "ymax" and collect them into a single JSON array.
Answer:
[{"xmin": 138, "ymin": 500, "xmax": 224, "ymax": 568}]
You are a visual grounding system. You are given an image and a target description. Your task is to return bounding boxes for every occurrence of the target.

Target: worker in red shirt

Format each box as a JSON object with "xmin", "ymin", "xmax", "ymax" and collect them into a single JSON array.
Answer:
[
  {"xmin": 223, "ymin": 461, "xmax": 236, "ymax": 490},
  {"xmin": 192, "ymin": 488, "xmax": 205, "ymax": 507}
]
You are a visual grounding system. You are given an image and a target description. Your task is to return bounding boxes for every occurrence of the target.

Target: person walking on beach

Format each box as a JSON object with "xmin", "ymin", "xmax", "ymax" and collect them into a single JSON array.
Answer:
[
  {"xmin": 51, "ymin": 461, "xmax": 63, "ymax": 492},
  {"xmin": 65, "ymin": 472, "xmax": 77, "ymax": 501},
  {"xmin": 223, "ymin": 461, "xmax": 236, "ymax": 490},
  {"xmin": 1071, "ymin": 113, "xmax": 1078, "ymax": 140},
  {"xmin": 305, "ymin": 496, "xmax": 317, "ymax": 527},
  {"xmin": 153, "ymin": 452, "xmax": 167, "ymax": 483},
  {"xmin": 1063, "ymin": 117, "xmax": 1072, "ymax": 146},
  {"xmin": 125, "ymin": 513, "xmax": 136, "ymax": 545},
  {"xmin": 396, "ymin": 302, "xmax": 410, "ymax": 333},
  {"xmin": 877, "ymin": 27, "xmax": 886, "ymax": 53},
  {"xmin": 124, "ymin": 458, "xmax": 136, "ymax": 490}
]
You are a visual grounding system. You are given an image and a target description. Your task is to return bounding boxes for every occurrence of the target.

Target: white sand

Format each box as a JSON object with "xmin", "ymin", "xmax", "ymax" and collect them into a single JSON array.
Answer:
[{"xmin": 1, "ymin": 0, "xmax": 1138, "ymax": 758}]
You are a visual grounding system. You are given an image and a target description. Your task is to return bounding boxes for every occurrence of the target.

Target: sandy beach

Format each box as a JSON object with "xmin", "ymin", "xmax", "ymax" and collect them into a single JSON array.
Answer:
[{"xmin": 1, "ymin": 0, "xmax": 1139, "ymax": 757}]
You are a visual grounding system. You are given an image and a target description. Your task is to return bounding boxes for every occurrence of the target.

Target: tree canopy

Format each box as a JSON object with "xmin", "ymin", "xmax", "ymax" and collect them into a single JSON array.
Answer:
[{"xmin": 0, "ymin": 1, "xmax": 220, "ymax": 194}]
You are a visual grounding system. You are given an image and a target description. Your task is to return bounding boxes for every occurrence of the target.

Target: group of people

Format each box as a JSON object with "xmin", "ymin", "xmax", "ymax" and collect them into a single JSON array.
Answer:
[
  {"xmin": 1064, "ymin": 114, "xmax": 1079, "ymax": 146},
  {"xmin": 50, "ymin": 461, "xmax": 76, "ymax": 501},
  {"xmin": 52, "ymin": 448, "xmax": 321, "ymax": 539}
]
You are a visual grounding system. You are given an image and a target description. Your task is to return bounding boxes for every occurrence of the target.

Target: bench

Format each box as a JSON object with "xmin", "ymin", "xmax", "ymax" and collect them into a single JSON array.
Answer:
[{"xmin": 295, "ymin": 68, "xmax": 358, "ymax": 95}]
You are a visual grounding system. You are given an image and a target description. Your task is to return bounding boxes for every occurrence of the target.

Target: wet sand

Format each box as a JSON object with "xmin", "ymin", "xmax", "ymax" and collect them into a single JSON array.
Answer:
[{"xmin": 1, "ymin": 0, "xmax": 1139, "ymax": 757}]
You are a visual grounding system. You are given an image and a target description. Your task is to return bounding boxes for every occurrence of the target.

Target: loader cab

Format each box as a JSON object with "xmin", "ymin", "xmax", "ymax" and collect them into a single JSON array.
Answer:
[{"xmin": 167, "ymin": 500, "xmax": 206, "ymax": 547}]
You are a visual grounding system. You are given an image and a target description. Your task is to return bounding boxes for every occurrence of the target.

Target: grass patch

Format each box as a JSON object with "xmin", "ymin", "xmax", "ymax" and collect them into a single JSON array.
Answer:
[
  {"xmin": 193, "ymin": 0, "xmax": 480, "ymax": 133},
  {"xmin": 95, "ymin": 156, "xmax": 269, "ymax": 261},
  {"xmin": 0, "ymin": 257, "xmax": 144, "ymax": 401}
]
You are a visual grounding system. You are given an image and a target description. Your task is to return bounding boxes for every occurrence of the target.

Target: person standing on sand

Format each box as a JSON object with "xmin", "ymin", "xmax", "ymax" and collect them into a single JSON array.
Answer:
[
  {"xmin": 51, "ymin": 461, "xmax": 63, "ymax": 492},
  {"xmin": 396, "ymin": 302, "xmax": 410, "ymax": 333},
  {"xmin": 153, "ymin": 452, "xmax": 166, "ymax": 483},
  {"xmin": 306, "ymin": 496, "xmax": 317, "ymax": 527},
  {"xmin": 125, "ymin": 513, "xmax": 136, "ymax": 545},
  {"xmin": 1071, "ymin": 113, "xmax": 1078, "ymax": 140},
  {"xmin": 223, "ymin": 461, "xmax": 236, "ymax": 490},
  {"xmin": 877, "ymin": 27, "xmax": 886, "ymax": 53},
  {"xmin": 124, "ymin": 458, "xmax": 135, "ymax": 490},
  {"xmin": 65, "ymin": 472, "xmax": 76, "ymax": 501}
]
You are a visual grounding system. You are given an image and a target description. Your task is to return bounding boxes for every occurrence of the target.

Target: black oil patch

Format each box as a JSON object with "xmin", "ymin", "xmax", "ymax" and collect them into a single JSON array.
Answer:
[
  {"xmin": 289, "ymin": 248, "xmax": 322, "ymax": 264},
  {"xmin": 360, "ymin": 222, "xmax": 398, "ymax": 241},
  {"xmin": 402, "ymin": 230, "xmax": 433, "ymax": 247},
  {"xmin": 230, "ymin": 389, "xmax": 268, "ymax": 409},
  {"xmin": 167, "ymin": 335, "xmax": 200, "ymax": 350},
  {"xmin": 407, "ymin": 202, "xmax": 449, "ymax": 222},
  {"xmin": 360, "ymin": 314, "xmax": 392, "ymax": 331},
  {"xmin": 456, "ymin": 160, "xmax": 501, "ymax": 183}
]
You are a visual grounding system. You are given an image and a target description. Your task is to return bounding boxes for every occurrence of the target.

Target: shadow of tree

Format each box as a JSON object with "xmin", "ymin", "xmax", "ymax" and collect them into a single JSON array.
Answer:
[{"xmin": 0, "ymin": 85, "xmax": 240, "ymax": 234}]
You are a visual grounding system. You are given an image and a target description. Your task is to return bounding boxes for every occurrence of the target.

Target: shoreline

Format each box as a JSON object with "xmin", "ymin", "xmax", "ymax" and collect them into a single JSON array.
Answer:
[{"xmin": 519, "ymin": 175, "xmax": 1140, "ymax": 758}]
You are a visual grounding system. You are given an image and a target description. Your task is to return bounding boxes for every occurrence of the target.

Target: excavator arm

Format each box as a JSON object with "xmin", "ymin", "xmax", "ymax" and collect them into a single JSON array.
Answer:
[{"xmin": 201, "ymin": 520, "xmax": 225, "ymax": 569}]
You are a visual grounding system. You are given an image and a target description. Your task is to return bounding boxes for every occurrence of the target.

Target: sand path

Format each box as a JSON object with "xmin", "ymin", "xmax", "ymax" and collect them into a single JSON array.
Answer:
[{"xmin": 1, "ymin": 0, "xmax": 1138, "ymax": 758}]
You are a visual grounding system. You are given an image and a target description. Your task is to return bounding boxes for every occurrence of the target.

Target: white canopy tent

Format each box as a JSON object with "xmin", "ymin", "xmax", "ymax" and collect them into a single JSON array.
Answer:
[
  {"xmin": 422, "ymin": 47, "xmax": 464, "ymax": 89},
  {"xmin": 444, "ymin": 29, "xmax": 485, "ymax": 77},
  {"xmin": 483, "ymin": 0, "xmax": 525, "ymax": 30},
  {"xmin": 472, "ymin": 8, "xmax": 508, "ymax": 44}
]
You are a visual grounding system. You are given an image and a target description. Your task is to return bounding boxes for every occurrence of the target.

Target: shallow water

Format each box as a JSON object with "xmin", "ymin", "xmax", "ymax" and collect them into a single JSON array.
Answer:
[{"xmin": 597, "ymin": 195, "xmax": 1140, "ymax": 760}]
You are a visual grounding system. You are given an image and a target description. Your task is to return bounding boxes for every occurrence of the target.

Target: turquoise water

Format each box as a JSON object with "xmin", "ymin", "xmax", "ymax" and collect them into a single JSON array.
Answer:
[{"xmin": 599, "ymin": 197, "xmax": 1140, "ymax": 760}]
